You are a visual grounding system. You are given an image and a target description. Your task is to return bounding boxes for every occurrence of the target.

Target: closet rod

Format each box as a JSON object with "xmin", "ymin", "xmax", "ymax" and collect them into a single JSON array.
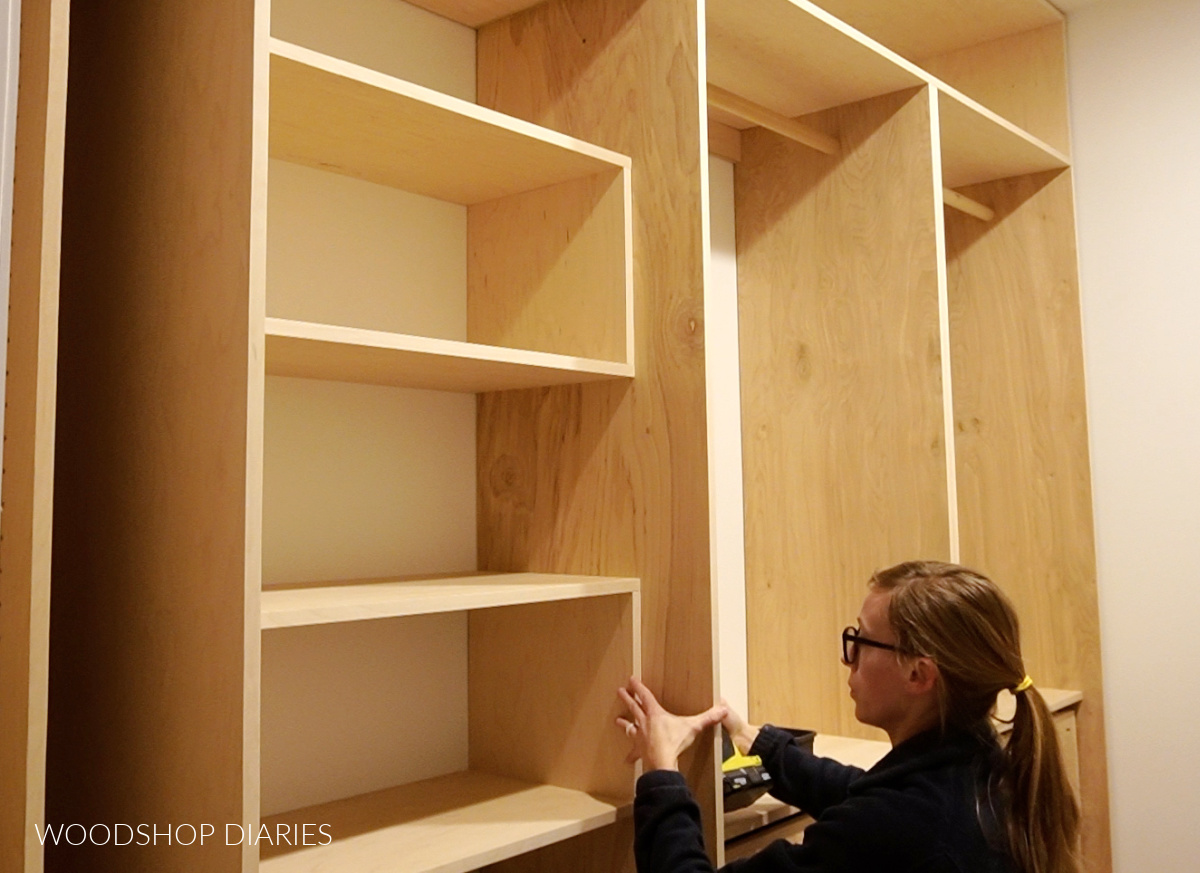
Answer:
[
  {"xmin": 706, "ymin": 86, "xmax": 992, "ymax": 223},
  {"xmin": 706, "ymin": 85, "xmax": 839, "ymax": 155},
  {"xmin": 942, "ymin": 188, "xmax": 994, "ymax": 221}
]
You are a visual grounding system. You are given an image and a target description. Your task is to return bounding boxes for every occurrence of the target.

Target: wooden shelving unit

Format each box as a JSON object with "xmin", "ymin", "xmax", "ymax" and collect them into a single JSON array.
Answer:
[
  {"xmin": 259, "ymin": 771, "xmax": 626, "ymax": 873},
  {"xmin": 257, "ymin": 4, "xmax": 640, "ymax": 871},
  {"xmin": 937, "ymin": 85, "xmax": 1068, "ymax": 189},
  {"xmin": 21, "ymin": 1, "xmax": 1106, "ymax": 872},
  {"xmin": 707, "ymin": 1, "xmax": 1109, "ymax": 870}
]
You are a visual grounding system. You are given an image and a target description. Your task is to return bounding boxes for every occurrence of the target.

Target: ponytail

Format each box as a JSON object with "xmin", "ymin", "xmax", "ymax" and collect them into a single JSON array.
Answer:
[
  {"xmin": 870, "ymin": 561, "xmax": 1082, "ymax": 873},
  {"xmin": 1002, "ymin": 685, "xmax": 1081, "ymax": 873}
]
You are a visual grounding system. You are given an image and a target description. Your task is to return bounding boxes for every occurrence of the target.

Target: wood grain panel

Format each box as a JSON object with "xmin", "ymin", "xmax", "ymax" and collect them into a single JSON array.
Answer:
[
  {"xmin": 946, "ymin": 168, "xmax": 1109, "ymax": 873},
  {"xmin": 810, "ymin": 0, "xmax": 1061, "ymax": 61},
  {"xmin": 469, "ymin": 169, "xmax": 632, "ymax": 363},
  {"xmin": 921, "ymin": 22, "xmax": 1070, "ymax": 156},
  {"xmin": 0, "ymin": 1, "xmax": 68, "ymax": 870},
  {"xmin": 477, "ymin": 1, "xmax": 714, "ymax": 868},
  {"xmin": 737, "ymin": 87, "xmax": 950, "ymax": 741},
  {"xmin": 469, "ymin": 594, "xmax": 638, "ymax": 801},
  {"xmin": 44, "ymin": 0, "xmax": 258, "ymax": 869}
]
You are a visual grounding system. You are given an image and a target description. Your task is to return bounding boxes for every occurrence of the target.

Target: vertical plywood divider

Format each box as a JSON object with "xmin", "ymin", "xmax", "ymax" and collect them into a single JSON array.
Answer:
[
  {"xmin": 46, "ymin": 0, "xmax": 257, "ymax": 869},
  {"xmin": 921, "ymin": 22, "xmax": 1071, "ymax": 156},
  {"xmin": 738, "ymin": 87, "xmax": 951, "ymax": 740},
  {"xmin": 0, "ymin": 1, "xmax": 68, "ymax": 869},
  {"xmin": 468, "ymin": 168, "xmax": 630, "ymax": 363},
  {"xmin": 469, "ymin": 594, "xmax": 636, "ymax": 800},
  {"xmin": 946, "ymin": 167, "xmax": 1109, "ymax": 869},
  {"xmin": 477, "ymin": 0, "xmax": 712, "ymax": 869}
]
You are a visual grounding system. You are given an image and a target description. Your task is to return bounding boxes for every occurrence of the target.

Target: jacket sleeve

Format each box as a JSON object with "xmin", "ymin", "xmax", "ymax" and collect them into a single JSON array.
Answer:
[
  {"xmin": 634, "ymin": 770, "xmax": 718, "ymax": 873},
  {"xmin": 749, "ymin": 726, "xmax": 867, "ymax": 816}
]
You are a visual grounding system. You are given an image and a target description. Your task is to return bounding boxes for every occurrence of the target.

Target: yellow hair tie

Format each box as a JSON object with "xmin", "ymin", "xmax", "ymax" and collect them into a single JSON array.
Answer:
[{"xmin": 1014, "ymin": 675, "xmax": 1033, "ymax": 694}]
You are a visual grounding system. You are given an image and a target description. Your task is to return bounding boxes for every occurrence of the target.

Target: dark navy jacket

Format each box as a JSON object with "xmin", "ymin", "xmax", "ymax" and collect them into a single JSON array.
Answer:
[{"xmin": 634, "ymin": 724, "xmax": 1012, "ymax": 873}]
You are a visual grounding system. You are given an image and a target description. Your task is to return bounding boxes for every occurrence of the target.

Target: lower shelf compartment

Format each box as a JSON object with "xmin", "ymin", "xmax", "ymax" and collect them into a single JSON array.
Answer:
[{"xmin": 259, "ymin": 769, "xmax": 629, "ymax": 873}]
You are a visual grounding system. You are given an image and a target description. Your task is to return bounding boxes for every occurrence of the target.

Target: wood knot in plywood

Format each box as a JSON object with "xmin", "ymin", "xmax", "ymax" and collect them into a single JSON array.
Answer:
[
  {"xmin": 795, "ymin": 343, "xmax": 812, "ymax": 380},
  {"xmin": 488, "ymin": 454, "xmax": 526, "ymax": 501}
]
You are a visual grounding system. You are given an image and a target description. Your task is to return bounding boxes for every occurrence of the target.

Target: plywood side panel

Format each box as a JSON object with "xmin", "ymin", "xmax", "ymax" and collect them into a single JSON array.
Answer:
[
  {"xmin": 477, "ymin": 0, "xmax": 712, "ymax": 868},
  {"xmin": 946, "ymin": 168, "xmax": 1109, "ymax": 873},
  {"xmin": 45, "ymin": 0, "xmax": 257, "ymax": 869},
  {"xmin": 469, "ymin": 169, "xmax": 630, "ymax": 363},
  {"xmin": 0, "ymin": 1, "xmax": 68, "ymax": 870},
  {"xmin": 922, "ymin": 22, "xmax": 1071, "ymax": 156},
  {"xmin": 737, "ymin": 88, "xmax": 950, "ymax": 741},
  {"xmin": 469, "ymin": 594, "xmax": 636, "ymax": 800}
]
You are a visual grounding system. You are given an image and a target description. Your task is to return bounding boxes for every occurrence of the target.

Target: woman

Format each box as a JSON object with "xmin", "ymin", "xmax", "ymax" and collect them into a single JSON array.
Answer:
[{"xmin": 617, "ymin": 561, "xmax": 1080, "ymax": 873}]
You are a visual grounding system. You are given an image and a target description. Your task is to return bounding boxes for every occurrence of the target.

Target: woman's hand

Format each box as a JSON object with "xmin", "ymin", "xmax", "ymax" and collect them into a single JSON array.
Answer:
[
  {"xmin": 616, "ymin": 677, "xmax": 727, "ymax": 772},
  {"xmin": 720, "ymin": 703, "xmax": 762, "ymax": 756}
]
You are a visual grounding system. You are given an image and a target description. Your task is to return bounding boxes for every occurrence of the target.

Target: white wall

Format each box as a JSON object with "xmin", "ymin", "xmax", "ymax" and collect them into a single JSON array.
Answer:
[
  {"xmin": 706, "ymin": 156, "xmax": 749, "ymax": 717},
  {"xmin": 1066, "ymin": 1, "xmax": 1200, "ymax": 868}
]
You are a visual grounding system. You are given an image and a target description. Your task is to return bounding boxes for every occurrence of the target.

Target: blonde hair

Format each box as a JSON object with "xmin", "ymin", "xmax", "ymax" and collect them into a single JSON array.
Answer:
[{"xmin": 869, "ymin": 561, "xmax": 1081, "ymax": 873}]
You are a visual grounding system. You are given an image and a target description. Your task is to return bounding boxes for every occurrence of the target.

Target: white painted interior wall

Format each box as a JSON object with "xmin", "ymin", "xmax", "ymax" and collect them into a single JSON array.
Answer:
[
  {"xmin": 1064, "ymin": 0, "xmax": 1200, "ymax": 868},
  {"xmin": 260, "ymin": 0, "xmax": 478, "ymax": 814},
  {"xmin": 706, "ymin": 156, "xmax": 749, "ymax": 717}
]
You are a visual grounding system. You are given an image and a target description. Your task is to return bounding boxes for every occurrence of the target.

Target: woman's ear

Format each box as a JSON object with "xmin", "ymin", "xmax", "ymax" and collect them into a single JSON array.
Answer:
[{"xmin": 907, "ymin": 656, "xmax": 940, "ymax": 695}]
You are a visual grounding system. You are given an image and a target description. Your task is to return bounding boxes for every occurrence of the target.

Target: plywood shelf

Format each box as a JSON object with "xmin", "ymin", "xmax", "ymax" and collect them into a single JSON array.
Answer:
[
  {"xmin": 268, "ymin": 38, "xmax": 629, "ymax": 205},
  {"xmin": 258, "ymin": 770, "xmax": 628, "ymax": 873},
  {"xmin": 706, "ymin": 1, "xmax": 1069, "ymax": 192},
  {"xmin": 262, "ymin": 573, "xmax": 640, "ymax": 629},
  {"xmin": 265, "ymin": 318, "xmax": 633, "ymax": 392},
  {"xmin": 938, "ymin": 86, "xmax": 1068, "ymax": 188},
  {"xmin": 706, "ymin": 0, "xmax": 926, "ymax": 128}
]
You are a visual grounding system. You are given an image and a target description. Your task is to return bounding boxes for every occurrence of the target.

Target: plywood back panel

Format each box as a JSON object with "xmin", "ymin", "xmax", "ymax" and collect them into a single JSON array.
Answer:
[
  {"xmin": 45, "ymin": 0, "xmax": 257, "ymax": 868},
  {"xmin": 271, "ymin": 0, "xmax": 476, "ymax": 100},
  {"xmin": 469, "ymin": 170, "xmax": 630, "ymax": 363},
  {"xmin": 922, "ymin": 22, "xmax": 1070, "ymax": 156},
  {"xmin": 266, "ymin": 159, "xmax": 468, "ymax": 341},
  {"xmin": 262, "ymin": 376, "xmax": 477, "ymax": 586},
  {"xmin": 0, "ymin": 1, "xmax": 68, "ymax": 869},
  {"xmin": 946, "ymin": 168, "xmax": 1109, "ymax": 872},
  {"xmin": 477, "ymin": 0, "xmax": 713, "ymax": 868},
  {"xmin": 738, "ymin": 87, "xmax": 951, "ymax": 740},
  {"xmin": 469, "ymin": 594, "xmax": 637, "ymax": 800},
  {"xmin": 261, "ymin": 613, "xmax": 469, "ymax": 816}
]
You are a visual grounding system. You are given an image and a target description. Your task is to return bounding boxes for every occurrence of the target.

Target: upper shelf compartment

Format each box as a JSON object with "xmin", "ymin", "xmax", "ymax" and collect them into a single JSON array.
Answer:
[
  {"xmin": 267, "ymin": 38, "xmax": 634, "ymax": 368},
  {"xmin": 269, "ymin": 39, "xmax": 627, "ymax": 205},
  {"xmin": 706, "ymin": 0, "xmax": 926, "ymax": 127},
  {"xmin": 806, "ymin": 0, "xmax": 1061, "ymax": 61},
  {"xmin": 938, "ymin": 86, "xmax": 1068, "ymax": 189}
]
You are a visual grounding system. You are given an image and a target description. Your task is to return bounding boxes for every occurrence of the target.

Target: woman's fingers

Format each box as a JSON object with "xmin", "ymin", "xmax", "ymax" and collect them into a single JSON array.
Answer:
[
  {"xmin": 617, "ymin": 686, "xmax": 646, "ymax": 726},
  {"xmin": 627, "ymin": 676, "xmax": 662, "ymax": 714}
]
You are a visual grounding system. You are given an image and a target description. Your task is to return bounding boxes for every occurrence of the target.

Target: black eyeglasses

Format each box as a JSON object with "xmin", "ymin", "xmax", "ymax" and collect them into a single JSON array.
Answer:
[{"xmin": 841, "ymin": 626, "xmax": 901, "ymax": 665}]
